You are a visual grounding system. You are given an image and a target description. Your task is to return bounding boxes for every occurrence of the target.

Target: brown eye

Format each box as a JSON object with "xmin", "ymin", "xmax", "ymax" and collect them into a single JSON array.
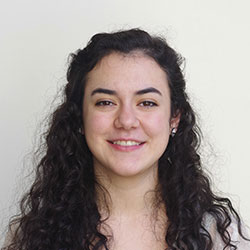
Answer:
[
  {"xmin": 139, "ymin": 101, "xmax": 157, "ymax": 107},
  {"xmin": 95, "ymin": 100, "xmax": 115, "ymax": 106}
]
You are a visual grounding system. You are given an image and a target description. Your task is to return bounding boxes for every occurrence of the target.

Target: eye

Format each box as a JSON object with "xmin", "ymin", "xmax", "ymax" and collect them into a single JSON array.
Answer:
[
  {"xmin": 138, "ymin": 101, "xmax": 158, "ymax": 107},
  {"xmin": 95, "ymin": 100, "xmax": 115, "ymax": 106}
]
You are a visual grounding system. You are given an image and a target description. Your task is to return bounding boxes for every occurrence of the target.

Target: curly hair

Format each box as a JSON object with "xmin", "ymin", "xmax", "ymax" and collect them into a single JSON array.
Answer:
[{"xmin": 4, "ymin": 28, "xmax": 249, "ymax": 250}]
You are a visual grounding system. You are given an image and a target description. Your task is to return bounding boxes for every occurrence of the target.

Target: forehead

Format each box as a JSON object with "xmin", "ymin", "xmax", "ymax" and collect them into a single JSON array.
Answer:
[{"xmin": 85, "ymin": 52, "xmax": 169, "ymax": 93}]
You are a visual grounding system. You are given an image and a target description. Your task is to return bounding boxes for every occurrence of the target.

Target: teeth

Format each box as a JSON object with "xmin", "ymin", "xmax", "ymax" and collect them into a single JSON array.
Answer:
[{"xmin": 113, "ymin": 140, "xmax": 141, "ymax": 146}]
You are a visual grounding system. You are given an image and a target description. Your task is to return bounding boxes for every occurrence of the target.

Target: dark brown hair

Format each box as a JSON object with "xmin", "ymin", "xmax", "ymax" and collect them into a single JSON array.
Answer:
[{"xmin": 4, "ymin": 28, "xmax": 248, "ymax": 250}]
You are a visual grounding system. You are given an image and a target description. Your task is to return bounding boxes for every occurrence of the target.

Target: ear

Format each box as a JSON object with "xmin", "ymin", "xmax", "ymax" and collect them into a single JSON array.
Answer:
[
  {"xmin": 169, "ymin": 111, "xmax": 181, "ymax": 134},
  {"xmin": 81, "ymin": 121, "xmax": 85, "ymax": 135}
]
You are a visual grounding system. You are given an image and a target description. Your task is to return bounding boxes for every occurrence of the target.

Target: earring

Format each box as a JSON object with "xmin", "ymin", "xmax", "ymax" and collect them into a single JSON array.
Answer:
[
  {"xmin": 171, "ymin": 127, "xmax": 177, "ymax": 137},
  {"xmin": 167, "ymin": 157, "xmax": 172, "ymax": 164},
  {"xmin": 78, "ymin": 127, "xmax": 84, "ymax": 135}
]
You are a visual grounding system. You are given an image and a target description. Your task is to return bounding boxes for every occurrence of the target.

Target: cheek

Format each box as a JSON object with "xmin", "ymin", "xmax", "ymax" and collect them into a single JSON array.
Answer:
[
  {"xmin": 143, "ymin": 112, "xmax": 170, "ymax": 137},
  {"xmin": 84, "ymin": 112, "xmax": 113, "ymax": 134}
]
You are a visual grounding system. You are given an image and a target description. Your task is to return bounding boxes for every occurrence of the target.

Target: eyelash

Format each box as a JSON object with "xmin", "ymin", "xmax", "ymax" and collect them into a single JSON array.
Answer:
[
  {"xmin": 138, "ymin": 101, "xmax": 158, "ymax": 107},
  {"xmin": 95, "ymin": 100, "xmax": 158, "ymax": 108},
  {"xmin": 95, "ymin": 100, "xmax": 115, "ymax": 106}
]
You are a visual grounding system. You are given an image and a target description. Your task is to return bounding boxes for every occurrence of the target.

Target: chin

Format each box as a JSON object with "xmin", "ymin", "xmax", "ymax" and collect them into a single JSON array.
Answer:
[{"xmin": 109, "ymin": 162, "xmax": 158, "ymax": 178}]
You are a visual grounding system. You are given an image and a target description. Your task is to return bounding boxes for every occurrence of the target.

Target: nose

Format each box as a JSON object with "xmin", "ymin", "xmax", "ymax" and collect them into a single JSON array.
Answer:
[{"xmin": 114, "ymin": 104, "xmax": 140, "ymax": 130}]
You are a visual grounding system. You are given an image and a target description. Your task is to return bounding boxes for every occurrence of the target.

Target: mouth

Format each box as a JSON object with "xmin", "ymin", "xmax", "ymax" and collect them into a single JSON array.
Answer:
[
  {"xmin": 107, "ymin": 140, "xmax": 145, "ymax": 151},
  {"xmin": 108, "ymin": 140, "xmax": 145, "ymax": 146}
]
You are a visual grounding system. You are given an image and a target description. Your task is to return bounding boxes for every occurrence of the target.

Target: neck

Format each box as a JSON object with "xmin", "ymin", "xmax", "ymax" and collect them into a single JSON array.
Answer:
[{"xmin": 94, "ymin": 164, "xmax": 161, "ymax": 218}]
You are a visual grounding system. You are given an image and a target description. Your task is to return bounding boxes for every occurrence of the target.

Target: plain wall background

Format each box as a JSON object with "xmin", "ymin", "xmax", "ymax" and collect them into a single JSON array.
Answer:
[{"xmin": 1, "ymin": 0, "xmax": 250, "ymax": 243}]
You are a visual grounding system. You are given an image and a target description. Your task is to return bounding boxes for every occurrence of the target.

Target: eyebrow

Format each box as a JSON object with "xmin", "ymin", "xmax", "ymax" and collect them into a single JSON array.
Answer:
[
  {"xmin": 91, "ymin": 87, "xmax": 162, "ymax": 96},
  {"xmin": 91, "ymin": 88, "xmax": 116, "ymax": 96},
  {"xmin": 135, "ymin": 87, "xmax": 162, "ymax": 96}
]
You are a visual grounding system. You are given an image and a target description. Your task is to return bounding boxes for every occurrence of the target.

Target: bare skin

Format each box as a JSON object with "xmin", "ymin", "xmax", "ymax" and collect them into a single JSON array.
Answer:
[
  {"xmin": 83, "ymin": 52, "xmax": 179, "ymax": 249},
  {"xmin": 103, "ymin": 210, "xmax": 168, "ymax": 250},
  {"xmin": 95, "ymin": 161, "xmax": 168, "ymax": 250}
]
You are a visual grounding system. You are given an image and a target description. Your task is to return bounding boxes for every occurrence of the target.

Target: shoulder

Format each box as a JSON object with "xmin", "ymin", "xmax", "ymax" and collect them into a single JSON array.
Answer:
[{"xmin": 202, "ymin": 213, "xmax": 250, "ymax": 249}]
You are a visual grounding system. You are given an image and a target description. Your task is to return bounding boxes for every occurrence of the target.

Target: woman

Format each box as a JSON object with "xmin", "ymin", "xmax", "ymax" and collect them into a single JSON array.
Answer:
[{"xmin": 3, "ymin": 28, "xmax": 250, "ymax": 249}]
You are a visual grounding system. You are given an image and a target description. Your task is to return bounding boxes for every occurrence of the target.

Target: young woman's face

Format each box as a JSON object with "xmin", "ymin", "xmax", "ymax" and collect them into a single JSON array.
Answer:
[{"xmin": 83, "ymin": 52, "xmax": 176, "ymax": 178}]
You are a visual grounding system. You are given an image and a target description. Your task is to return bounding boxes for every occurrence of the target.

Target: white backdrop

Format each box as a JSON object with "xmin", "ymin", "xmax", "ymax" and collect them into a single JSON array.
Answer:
[{"xmin": 1, "ymin": 0, "xmax": 250, "ymax": 243}]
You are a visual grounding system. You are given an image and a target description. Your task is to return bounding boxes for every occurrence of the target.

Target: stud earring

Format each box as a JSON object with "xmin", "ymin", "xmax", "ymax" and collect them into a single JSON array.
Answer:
[
  {"xmin": 78, "ymin": 127, "xmax": 84, "ymax": 135},
  {"xmin": 171, "ymin": 127, "xmax": 177, "ymax": 137}
]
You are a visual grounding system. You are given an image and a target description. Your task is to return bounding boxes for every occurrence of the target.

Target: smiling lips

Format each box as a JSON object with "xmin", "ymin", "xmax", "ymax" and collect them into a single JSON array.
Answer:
[{"xmin": 108, "ymin": 139, "xmax": 145, "ymax": 151}]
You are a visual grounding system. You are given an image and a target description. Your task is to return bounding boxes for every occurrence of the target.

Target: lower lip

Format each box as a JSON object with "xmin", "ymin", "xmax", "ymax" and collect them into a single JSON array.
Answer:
[{"xmin": 108, "ymin": 141, "xmax": 145, "ymax": 152}]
